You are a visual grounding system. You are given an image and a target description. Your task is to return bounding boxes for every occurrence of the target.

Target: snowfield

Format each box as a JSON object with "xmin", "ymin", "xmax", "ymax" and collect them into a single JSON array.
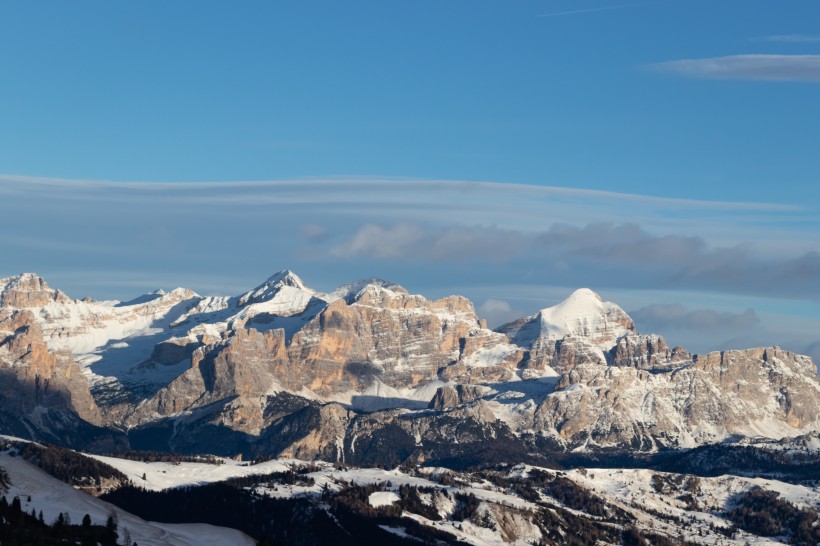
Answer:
[{"xmin": 0, "ymin": 453, "xmax": 255, "ymax": 546}]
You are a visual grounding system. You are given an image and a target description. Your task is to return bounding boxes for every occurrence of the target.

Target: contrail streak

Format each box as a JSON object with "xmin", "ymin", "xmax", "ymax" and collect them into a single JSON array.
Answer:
[{"xmin": 538, "ymin": 1, "xmax": 669, "ymax": 18}]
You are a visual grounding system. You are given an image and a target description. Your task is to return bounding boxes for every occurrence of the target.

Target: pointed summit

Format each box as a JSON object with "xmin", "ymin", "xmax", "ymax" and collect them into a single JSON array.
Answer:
[
  {"xmin": 238, "ymin": 269, "xmax": 320, "ymax": 311},
  {"xmin": 263, "ymin": 269, "xmax": 307, "ymax": 289}
]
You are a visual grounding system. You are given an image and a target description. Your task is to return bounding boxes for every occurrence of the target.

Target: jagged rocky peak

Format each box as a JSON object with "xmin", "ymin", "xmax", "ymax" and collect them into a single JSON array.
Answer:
[
  {"xmin": 610, "ymin": 332, "xmax": 692, "ymax": 371},
  {"xmin": 0, "ymin": 272, "xmax": 72, "ymax": 308},
  {"xmin": 238, "ymin": 269, "xmax": 313, "ymax": 306}
]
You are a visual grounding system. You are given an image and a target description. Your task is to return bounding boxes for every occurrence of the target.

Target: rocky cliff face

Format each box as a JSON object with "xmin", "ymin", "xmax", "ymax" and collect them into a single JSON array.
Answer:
[
  {"xmin": 0, "ymin": 308, "xmax": 123, "ymax": 450},
  {"xmin": 0, "ymin": 309, "xmax": 101, "ymax": 425},
  {"xmin": 285, "ymin": 283, "xmax": 523, "ymax": 396},
  {"xmin": 610, "ymin": 333, "xmax": 692, "ymax": 371},
  {"xmin": 0, "ymin": 271, "xmax": 818, "ymax": 460},
  {"xmin": 123, "ymin": 326, "xmax": 289, "ymax": 433}
]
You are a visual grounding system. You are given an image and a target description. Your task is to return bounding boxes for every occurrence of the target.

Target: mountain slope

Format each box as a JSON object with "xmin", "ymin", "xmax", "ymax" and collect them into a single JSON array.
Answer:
[
  {"xmin": 0, "ymin": 451, "xmax": 255, "ymax": 545},
  {"xmin": 5, "ymin": 436, "xmax": 816, "ymax": 546}
]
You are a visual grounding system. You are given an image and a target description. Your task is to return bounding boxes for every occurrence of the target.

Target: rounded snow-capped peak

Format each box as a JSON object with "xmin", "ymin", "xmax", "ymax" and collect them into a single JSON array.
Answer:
[
  {"xmin": 537, "ymin": 288, "xmax": 634, "ymax": 347},
  {"xmin": 567, "ymin": 287, "xmax": 601, "ymax": 301},
  {"xmin": 557, "ymin": 288, "xmax": 604, "ymax": 308}
]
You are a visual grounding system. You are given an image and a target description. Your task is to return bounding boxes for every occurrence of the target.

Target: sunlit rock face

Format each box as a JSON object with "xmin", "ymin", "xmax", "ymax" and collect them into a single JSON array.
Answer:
[
  {"xmin": 532, "ymin": 346, "xmax": 820, "ymax": 451},
  {"xmin": 0, "ymin": 273, "xmax": 72, "ymax": 308}
]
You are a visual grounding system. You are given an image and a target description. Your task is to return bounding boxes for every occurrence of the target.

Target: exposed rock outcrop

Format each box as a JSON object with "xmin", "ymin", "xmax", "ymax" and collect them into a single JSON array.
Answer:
[
  {"xmin": 0, "ymin": 273, "xmax": 71, "ymax": 308},
  {"xmin": 429, "ymin": 384, "xmax": 493, "ymax": 409},
  {"xmin": 0, "ymin": 309, "xmax": 101, "ymax": 425}
]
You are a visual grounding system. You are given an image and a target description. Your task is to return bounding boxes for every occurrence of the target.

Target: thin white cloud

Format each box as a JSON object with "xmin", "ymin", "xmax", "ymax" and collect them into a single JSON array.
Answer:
[
  {"xmin": 650, "ymin": 54, "xmax": 820, "ymax": 82},
  {"xmin": 480, "ymin": 299, "xmax": 512, "ymax": 315},
  {"xmin": 331, "ymin": 223, "xmax": 525, "ymax": 262},
  {"xmin": 763, "ymin": 34, "xmax": 820, "ymax": 43},
  {"xmin": 478, "ymin": 299, "xmax": 525, "ymax": 328},
  {"xmin": 300, "ymin": 223, "xmax": 330, "ymax": 242},
  {"xmin": 0, "ymin": 174, "xmax": 800, "ymax": 212},
  {"xmin": 330, "ymin": 223, "xmax": 424, "ymax": 259}
]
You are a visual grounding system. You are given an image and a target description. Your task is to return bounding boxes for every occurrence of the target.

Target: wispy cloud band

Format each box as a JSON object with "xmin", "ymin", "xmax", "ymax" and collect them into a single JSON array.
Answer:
[
  {"xmin": 650, "ymin": 54, "xmax": 820, "ymax": 82},
  {"xmin": 763, "ymin": 34, "xmax": 820, "ymax": 43},
  {"xmin": 0, "ymin": 174, "xmax": 800, "ymax": 212}
]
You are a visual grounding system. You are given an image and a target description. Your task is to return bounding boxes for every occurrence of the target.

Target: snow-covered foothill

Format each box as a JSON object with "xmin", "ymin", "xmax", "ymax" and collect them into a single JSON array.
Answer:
[{"xmin": 0, "ymin": 453, "xmax": 255, "ymax": 546}]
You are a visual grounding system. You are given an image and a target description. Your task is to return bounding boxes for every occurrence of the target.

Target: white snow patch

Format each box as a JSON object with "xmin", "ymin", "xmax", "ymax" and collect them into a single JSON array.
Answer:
[
  {"xmin": 378, "ymin": 525, "xmax": 423, "ymax": 541},
  {"xmin": 327, "ymin": 379, "xmax": 446, "ymax": 411},
  {"xmin": 88, "ymin": 454, "xmax": 297, "ymax": 491},
  {"xmin": 368, "ymin": 491, "xmax": 400, "ymax": 508},
  {"xmin": 461, "ymin": 344, "xmax": 520, "ymax": 368}
]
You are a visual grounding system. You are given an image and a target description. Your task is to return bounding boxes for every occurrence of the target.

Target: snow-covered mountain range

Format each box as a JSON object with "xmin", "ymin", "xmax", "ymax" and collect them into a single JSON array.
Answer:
[{"xmin": 1, "ymin": 271, "xmax": 819, "ymax": 461}]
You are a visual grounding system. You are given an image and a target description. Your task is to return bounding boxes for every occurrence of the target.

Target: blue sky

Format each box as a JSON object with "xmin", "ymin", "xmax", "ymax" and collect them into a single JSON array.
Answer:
[{"xmin": 1, "ymin": 2, "xmax": 819, "ymax": 365}]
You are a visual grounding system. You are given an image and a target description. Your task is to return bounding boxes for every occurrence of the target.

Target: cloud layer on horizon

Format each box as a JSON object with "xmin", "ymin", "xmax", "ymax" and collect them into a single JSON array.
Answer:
[
  {"xmin": 630, "ymin": 303, "xmax": 760, "ymax": 332},
  {"xmin": 330, "ymin": 221, "xmax": 820, "ymax": 301}
]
